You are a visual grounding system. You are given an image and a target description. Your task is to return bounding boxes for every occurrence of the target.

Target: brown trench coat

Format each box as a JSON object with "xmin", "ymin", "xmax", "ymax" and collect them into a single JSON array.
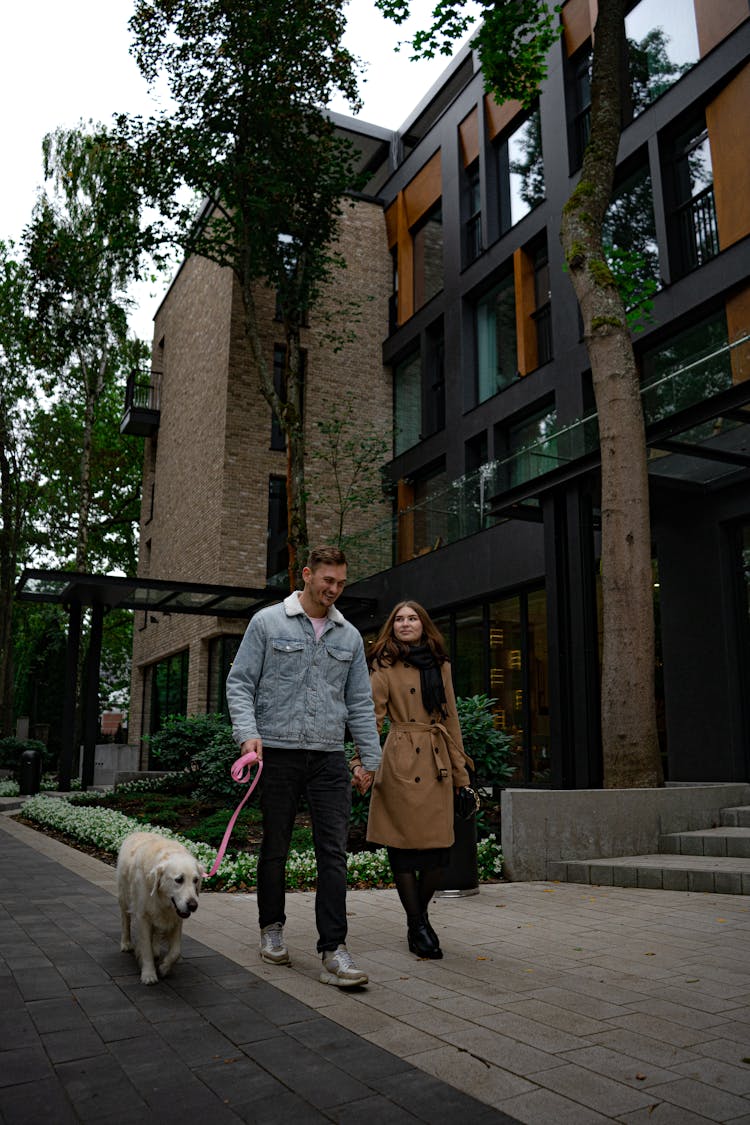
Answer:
[{"xmin": 365, "ymin": 660, "xmax": 472, "ymax": 850}]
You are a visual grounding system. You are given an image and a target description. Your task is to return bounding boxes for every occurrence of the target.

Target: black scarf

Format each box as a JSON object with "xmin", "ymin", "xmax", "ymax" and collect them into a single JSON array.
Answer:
[{"xmin": 406, "ymin": 643, "xmax": 447, "ymax": 719}]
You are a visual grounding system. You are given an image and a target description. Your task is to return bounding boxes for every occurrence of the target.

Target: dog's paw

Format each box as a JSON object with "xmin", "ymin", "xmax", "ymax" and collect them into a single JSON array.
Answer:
[
  {"xmin": 120, "ymin": 940, "xmax": 134, "ymax": 952},
  {"xmin": 140, "ymin": 968, "xmax": 159, "ymax": 985}
]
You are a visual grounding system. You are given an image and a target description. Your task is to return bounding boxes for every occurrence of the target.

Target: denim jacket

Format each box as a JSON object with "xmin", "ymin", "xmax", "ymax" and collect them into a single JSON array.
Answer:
[{"xmin": 225, "ymin": 592, "xmax": 382, "ymax": 770}]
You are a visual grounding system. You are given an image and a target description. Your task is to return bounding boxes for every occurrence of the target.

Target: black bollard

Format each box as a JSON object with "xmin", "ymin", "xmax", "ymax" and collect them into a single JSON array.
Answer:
[{"xmin": 19, "ymin": 749, "xmax": 42, "ymax": 796}]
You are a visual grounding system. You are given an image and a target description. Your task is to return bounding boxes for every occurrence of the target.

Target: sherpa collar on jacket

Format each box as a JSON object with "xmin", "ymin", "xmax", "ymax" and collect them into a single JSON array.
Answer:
[{"xmin": 283, "ymin": 590, "xmax": 345, "ymax": 626}]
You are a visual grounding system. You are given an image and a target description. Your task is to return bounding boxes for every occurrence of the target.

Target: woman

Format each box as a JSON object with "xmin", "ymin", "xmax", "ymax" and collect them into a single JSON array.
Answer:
[{"xmin": 351, "ymin": 601, "xmax": 473, "ymax": 959}]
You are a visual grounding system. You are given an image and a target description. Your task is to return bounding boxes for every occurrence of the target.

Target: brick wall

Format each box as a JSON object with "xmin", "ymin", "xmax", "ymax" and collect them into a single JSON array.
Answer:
[{"xmin": 129, "ymin": 197, "xmax": 392, "ymax": 748}]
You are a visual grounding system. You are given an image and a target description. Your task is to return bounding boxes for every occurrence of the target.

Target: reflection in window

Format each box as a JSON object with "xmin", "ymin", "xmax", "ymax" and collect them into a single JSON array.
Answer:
[
  {"xmin": 641, "ymin": 310, "xmax": 731, "ymax": 426},
  {"xmin": 603, "ymin": 162, "xmax": 660, "ymax": 315},
  {"xmin": 413, "ymin": 203, "xmax": 443, "ymax": 310},
  {"xmin": 532, "ymin": 242, "xmax": 553, "ymax": 366},
  {"xmin": 412, "ymin": 464, "xmax": 448, "ymax": 555},
  {"xmin": 489, "ymin": 591, "xmax": 549, "ymax": 784},
  {"xmin": 626, "ymin": 0, "xmax": 698, "ymax": 118},
  {"xmin": 149, "ymin": 650, "xmax": 189, "ymax": 736},
  {"xmin": 394, "ymin": 350, "xmax": 422, "ymax": 455},
  {"xmin": 476, "ymin": 272, "xmax": 517, "ymax": 404},
  {"xmin": 454, "ymin": 605, "xmax": 485, "ymax": 699},
  {"xmin": 508, "ymin": 109, "xmax": 545, "ymax": 227},
  {"xmin": 507, "ymin": 406, "xmax": 558, "ymax": 487}
]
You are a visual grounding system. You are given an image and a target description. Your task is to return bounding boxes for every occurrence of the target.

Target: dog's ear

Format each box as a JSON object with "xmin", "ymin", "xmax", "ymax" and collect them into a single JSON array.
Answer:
[{"xmin": 146, "ymin": 864, "xmax": 163, "ymax": 896}]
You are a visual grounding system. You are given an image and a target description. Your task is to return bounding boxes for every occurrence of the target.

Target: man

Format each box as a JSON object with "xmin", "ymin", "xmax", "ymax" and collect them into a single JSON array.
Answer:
[{"xmin": 226, "ymin": 546, "xmax": 380, "ymax": 987}]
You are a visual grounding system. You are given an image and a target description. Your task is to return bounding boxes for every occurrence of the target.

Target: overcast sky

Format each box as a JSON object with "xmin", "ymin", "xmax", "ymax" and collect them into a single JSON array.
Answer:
[{"xmin": 1, "ymin": 0, "xmax": 467, "ymax": 340}]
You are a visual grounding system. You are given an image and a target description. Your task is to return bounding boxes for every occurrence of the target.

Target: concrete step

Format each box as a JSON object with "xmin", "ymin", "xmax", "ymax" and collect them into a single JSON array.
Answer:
[
  {"xmin": 720, "ymin": 805, "xmax": 750, "ymax": 827},
  {"xmin": 549, "ymin": 853, "xmax": 750, "ymax": 895},
  {"xmin": 659, "ymin": 826, "xmax": 750, "ymax": 859}
]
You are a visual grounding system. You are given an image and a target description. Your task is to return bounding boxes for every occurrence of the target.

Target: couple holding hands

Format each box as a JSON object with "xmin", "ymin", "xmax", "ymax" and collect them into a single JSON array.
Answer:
[{"xmin": 226, "ymin": 546, "xmax": 473, "ymax": 987}]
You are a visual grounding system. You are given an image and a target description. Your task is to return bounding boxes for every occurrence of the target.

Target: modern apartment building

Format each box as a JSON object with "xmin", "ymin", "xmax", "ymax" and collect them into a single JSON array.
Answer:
[{"xmin": 125, "ymin": 0, "xmax": 750, "ymax": 788}]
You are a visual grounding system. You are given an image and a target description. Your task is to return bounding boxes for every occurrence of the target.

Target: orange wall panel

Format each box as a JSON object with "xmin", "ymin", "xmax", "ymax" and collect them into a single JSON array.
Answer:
[
  {"xmin": 459, "ymin": 107, "xmax": 479, "ymax": 167},
  {"xmin": 706, "ymin": 65, "xmax": 750, "ymax": 252},
  {"xmin": 485, "ymin": 94, "xmax": 523, "ymax": 142},
  {"xmin": 561, "ymin": 0, "xmax": 597, "ymax": 57},
  {"xmin": 694, "ymin": 0, "xmax": 748, "ymax": 57},
  {"xmin": 514, "ymin": 247, "xmax": 538, "ymax": 377},
  {"xmin": 403, "ymin": 150, "xmax": 442, "ymax": 228},
  {"xmin": 726, "ymin": 286, "xmax": 750, "ymax": 384}
]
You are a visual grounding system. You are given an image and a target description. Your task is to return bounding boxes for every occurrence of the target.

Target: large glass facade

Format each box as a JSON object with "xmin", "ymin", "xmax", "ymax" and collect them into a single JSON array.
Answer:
[
  {"xmin": 476, "ymin": 272, "xmax": 517, "ymax": 403},
  {"xmin": 603, "ymin": 161, "xmax": 660, "ymax": 312}
]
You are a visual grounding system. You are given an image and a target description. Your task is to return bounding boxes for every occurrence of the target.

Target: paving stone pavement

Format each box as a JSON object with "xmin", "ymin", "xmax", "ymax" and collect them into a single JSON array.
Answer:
[{"xmin": 3, "ymin": 814, "xmax": 750, "ymax": 1124}]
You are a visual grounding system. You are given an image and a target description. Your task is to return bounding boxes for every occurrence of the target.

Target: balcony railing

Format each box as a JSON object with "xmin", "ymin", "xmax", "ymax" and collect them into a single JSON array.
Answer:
[
  {"xmin": 120, "ymin": 371, "xmax": 161, "ymax": 437},
  {"xmin": 676, "ymin": 185, "xmax": 719, "ymax": 274},
  {"xmin": 267, "ymin": 333, "xmax": 750, "ymax": 588}
]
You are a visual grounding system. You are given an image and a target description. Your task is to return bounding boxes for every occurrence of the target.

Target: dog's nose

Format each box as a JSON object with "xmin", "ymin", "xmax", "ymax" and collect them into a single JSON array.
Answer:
[{"xmin": 188, "ymin": 900, "xmax": 198, "ymax": 912}]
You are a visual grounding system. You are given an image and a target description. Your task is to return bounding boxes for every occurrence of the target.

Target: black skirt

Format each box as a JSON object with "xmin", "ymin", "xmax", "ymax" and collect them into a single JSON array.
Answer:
[{"xmin": 387, "ymin": 845, "xmax": 449, "ymax": 874}]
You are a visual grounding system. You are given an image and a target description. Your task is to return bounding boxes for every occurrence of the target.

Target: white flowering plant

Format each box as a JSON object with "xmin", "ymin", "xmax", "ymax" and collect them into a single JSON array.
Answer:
[{"xmin": 20, "ymin": 794, "xmax": 503, "ymax": 890}]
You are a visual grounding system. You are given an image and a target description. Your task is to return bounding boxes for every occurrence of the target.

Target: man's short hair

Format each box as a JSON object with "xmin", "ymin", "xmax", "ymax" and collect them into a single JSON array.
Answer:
[{"xmin": 307, "ymin": 546, "xmax": 347, "ymax": 570}]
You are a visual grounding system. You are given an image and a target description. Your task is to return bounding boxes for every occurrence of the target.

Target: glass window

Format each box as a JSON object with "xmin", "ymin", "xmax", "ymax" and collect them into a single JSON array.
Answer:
[
  {"xmin": 508, "ymin": 406, "xmax": 558, "ymax": 487},
  {"xmin": 641, "ymin": 310, "xmax": 731, "ymax": 425},
  {"xmin": 669, "ymin": 119, "xmax": 718, "ymax": 275},
  {"xmin": 413, "ymin": 202, "xmax": 443, "ymax": 310},
  {"xmin": 424, "ymin": 322, "xmax": 445, "ymax": 438},
  {"xmin": 267, "ymin": 475, "xmax": 288, "ymax": 580},
  {"xmin": 394, "ymin": 350, "xmax": 422, "ymax": 455},
  {"xmin": 489, "ymin": 596, "xmax": 523, "ymax": 778},
  {"xmin": 149, "ymin": 650, "xmax": 189, "ymax": 735},
  {"xmin": 464, "ymin": 161, "xmax": 482, "ymax": 265},
  {"xmin": 567, "ymin": 44, "xmax": 592, "ymax": 170},
  {"xmin": 508, "ymin": 109, "xmax": 545, "ymax": 227},
  {"xmin": 532, "ymin": 241, "xmax": 553, "ymax": 367},
  {"xmin": 208, "ymin": 635, "xmax": 241, "ymax": 717},
  {"xmin": 626, "ymin": 0, "xmax": 699, "ymax": 118},
  {"xmin": 476, "ymin": 272, "xmax": 517, "ymax": 404},
  {"xmin": 527, "ymin": 588, "xmax": 550, "ymax": 784},
  {"xmin": 412, "ymin": 464, "xmax": 448, "ymax": 555},
  {"xmin": 270, "ymin": 346, "xmax": 305, "ymax": 451},
  {"xmin": 454, "ymin": 605, "xmax": 485, "ymax": 698}
]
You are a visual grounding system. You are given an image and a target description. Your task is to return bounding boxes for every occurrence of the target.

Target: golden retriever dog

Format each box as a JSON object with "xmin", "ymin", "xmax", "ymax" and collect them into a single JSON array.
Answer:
[{"xmin": 117, "ymin": 831, "xmax": 204, "ymax": 985}]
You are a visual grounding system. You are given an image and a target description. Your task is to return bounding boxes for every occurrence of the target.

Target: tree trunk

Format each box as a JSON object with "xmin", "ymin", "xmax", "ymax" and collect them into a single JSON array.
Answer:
[{"xmin": 560, "ymin": 0, "xmax": 662, "ymax": 787}]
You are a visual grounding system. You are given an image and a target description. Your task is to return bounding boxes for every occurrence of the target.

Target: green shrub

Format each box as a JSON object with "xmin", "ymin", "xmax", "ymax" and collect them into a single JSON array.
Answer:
[
  {"xmin": 191, "ymin": 726, "xmax": 253, "ymax": 804},
  {"xmin": 455, "ymin": 694, "xmax": 515, "ymax": 788},
  {"xmin": 0, "ymin": 736, "xmax": 54, "ymax": 773},
  {"xmin": 146, "ymin": 713, "xmax": 230, "ymax": 771},
  {"xmin": 181, "ymin": 806, "xmax": 261, "ymax": 846}
]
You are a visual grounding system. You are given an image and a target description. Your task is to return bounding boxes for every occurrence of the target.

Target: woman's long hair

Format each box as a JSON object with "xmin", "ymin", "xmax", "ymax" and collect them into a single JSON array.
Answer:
[{"xmin": 368, "ymin": 600, "xmax": 448, "ymax": 668}]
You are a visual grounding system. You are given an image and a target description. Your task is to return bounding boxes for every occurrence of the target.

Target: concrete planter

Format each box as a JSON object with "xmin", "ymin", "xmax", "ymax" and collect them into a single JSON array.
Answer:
[{"xmin": 501, "ymin": 782, "xmax": 750, "ymax": 881}]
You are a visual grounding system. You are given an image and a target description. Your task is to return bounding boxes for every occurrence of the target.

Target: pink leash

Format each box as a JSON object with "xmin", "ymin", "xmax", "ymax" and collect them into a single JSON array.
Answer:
[{"xmin": 206, "ymin": 750, "xmax": 263, "ymax": 877}]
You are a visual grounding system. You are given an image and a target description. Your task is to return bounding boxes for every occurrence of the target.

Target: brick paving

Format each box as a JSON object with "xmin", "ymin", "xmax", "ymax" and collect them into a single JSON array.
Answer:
[{"xmin": 3, "ymin": 812, "xmax": 750, "ymax": 1123}]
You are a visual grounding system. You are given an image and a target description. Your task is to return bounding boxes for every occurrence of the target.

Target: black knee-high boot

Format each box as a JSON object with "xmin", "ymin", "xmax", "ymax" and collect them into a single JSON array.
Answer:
[
  {"xmin": 393, "ymin": 871, "xmax": 440, "ymax": 958},
  {"xmin": 417, "ymin": 867, "xmax": 444, "ymax": 957}
]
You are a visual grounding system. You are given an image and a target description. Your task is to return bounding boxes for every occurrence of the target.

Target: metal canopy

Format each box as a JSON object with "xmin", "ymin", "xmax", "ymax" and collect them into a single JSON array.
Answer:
[
  {"xmin": 16, "ymin": 569, "xmax": 279, "ymax": 619},
  {"xmin": 14, "ymin": 568, "xmax": 376, "ymax": 793}
]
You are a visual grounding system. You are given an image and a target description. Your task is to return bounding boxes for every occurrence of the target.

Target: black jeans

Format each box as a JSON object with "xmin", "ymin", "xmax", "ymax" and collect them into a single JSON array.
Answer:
[{"xmin": 257, "ymin": 748, "xmax": 351, "ymax": 952}]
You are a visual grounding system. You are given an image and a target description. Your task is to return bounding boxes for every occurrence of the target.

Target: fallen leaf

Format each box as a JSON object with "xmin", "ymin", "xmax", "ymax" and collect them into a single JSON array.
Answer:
[
  {"xmin": 495, "ymin": 904, "xmax": 506, "ymax": 908},
  {"xmin": 716, "ymin": 918, "xmax": 728, "ymax": 923},
  {"xmin": 543, "ymin": 889, "xmax": 555, "ymax": 893},
  {"xmin": 635, "ymin": 1073, "xmax": 647, "ymax": 1081},
  {"xmin": 476, "ymin": 956, "xmax": 487, "ymax": 961},
  {"xmin": 644, "ymin": 952, "xmax": 655, "ymax": 956}
]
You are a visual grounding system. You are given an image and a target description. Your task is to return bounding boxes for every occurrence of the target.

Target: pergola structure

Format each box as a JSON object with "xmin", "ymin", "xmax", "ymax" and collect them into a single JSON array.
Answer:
[{"xmin": 15, "ymin": 569, "xmax": 375, "ymax": 789}]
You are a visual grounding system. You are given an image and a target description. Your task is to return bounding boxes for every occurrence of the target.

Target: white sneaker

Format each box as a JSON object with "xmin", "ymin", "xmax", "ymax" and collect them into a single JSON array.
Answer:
[
  {"xmin": 259, "ymin": 922, "xmax": 290, "ymax": 965},
  {"xmin": 319, "ymin": 944, "xmax": 368, "ymax": 988}
]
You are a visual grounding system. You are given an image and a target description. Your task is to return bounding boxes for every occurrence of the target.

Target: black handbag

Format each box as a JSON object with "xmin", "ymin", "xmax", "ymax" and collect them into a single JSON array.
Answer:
[{"xmin": 455, "ymin": 785, "xmax": 480, "ymax": 820}]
